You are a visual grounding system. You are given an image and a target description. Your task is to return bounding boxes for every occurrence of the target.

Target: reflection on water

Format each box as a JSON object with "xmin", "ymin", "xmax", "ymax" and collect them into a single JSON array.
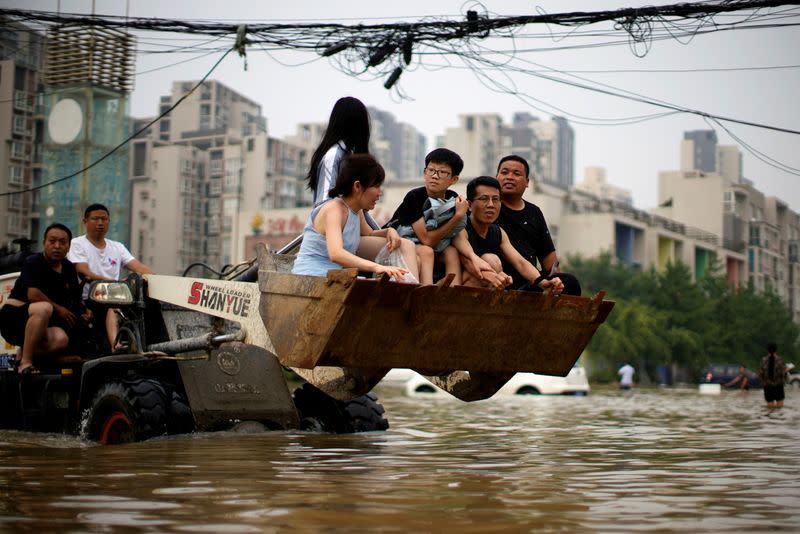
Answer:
[{"xmin": 1, "ymin": 387, "xmax": 798, "ymax": 532}]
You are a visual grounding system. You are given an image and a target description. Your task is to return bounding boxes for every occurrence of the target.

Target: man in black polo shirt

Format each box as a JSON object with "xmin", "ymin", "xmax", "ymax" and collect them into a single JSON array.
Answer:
[{"xmin": 495, "ymin": 155, "xmax": 581, "ymax": 296}]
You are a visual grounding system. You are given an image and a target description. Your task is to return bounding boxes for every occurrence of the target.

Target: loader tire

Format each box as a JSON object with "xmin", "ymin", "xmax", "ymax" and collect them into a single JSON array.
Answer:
[
  {"xmin": 167, "ymin": 389, "xmax": 195, "ymax": 436},
  {"xmin": 343, "ymin": 392, "xmax": 389, "ymax": 432},
  {"xmin": 292, "ymin": 383, "xmax": 389, "ymax": 433},
  {"xmin": 83, "ymin": 379, "xmax": 168, "ymax": 445}
]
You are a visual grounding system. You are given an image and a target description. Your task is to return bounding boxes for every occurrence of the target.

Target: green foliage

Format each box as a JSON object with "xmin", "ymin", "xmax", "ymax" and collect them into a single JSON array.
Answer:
[{"xmin": 568, "ymin": 254, "xmax": 800, "ymax": 381}]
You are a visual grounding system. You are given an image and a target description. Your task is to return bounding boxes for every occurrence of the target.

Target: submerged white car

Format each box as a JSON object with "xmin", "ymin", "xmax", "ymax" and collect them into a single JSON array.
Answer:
[{"xmin": 382, "ymin": 362, "xmax": 590, "ymax": 397}]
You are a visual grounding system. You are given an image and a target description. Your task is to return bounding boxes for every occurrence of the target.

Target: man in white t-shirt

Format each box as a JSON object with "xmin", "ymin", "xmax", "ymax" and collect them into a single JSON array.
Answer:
[
  {"xmin": 68, "ymin": 203, "xmax": 153, "ymax": 349},
  {"xmin": 618, "ymin": 363, "xmax": 635, "ymax": 390}
]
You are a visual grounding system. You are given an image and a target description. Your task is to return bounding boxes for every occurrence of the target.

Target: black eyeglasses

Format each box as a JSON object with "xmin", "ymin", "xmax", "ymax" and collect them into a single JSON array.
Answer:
[{"xmin": 424, "ymin": 167, "xmax": 452, "ymax": 179}]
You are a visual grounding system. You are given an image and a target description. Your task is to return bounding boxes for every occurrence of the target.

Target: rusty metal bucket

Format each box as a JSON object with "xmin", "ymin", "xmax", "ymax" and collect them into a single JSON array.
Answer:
[{"xmin": 258, "ymin": 265, "xmax": 614, "ymax": 378}]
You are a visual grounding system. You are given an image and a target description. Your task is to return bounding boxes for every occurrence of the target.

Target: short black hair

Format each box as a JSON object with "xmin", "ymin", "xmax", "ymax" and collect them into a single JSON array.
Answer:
[
  {"xmin": 44, "ymin": 222, "xmax": 72, "ymax": 242},
  {"xmin": 425, "ymin": 148, "xmax": 464, "ymax": 177},
  {"xmin": 767, "ymin": 342, "xmax": 778, "ymax": 353},
  {"xmin": 84, "ymin": 203, "xmax": 110, "ymax": 218},
  {"xmin": 466, "ymin": 176, "xmax": 501, "ymax": 201},
  {"xmin": 497, "ymin": 154, "xmax": 530, "ymax": 178}
]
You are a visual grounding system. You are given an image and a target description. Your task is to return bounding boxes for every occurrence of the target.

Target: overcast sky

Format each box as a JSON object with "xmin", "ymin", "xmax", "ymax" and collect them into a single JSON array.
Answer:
[{"xmin": 11, "ymin": 0, "xmax": 800, "ymax": 212}]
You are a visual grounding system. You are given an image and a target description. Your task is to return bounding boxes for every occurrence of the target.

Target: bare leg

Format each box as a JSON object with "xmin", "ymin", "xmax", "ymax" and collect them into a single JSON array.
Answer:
[
  {"xmin": 106, "ymin": 308, "xmax": 119, "ymax": 348},
  {"xmin": 416, "ymin": 244, "xmax": 434, "ymax": 285},
  {"xmin": 20, "ymin": 302, "xmax": 52, "ymax": 370},
  {"xmin": 399, "ymin": 239, "xmax": 420, "ymax": 282},
  {"xmin": 356, "ymin": 235, "xmax": 388, "ymax": 262},
  {"xmin": 441, "ymin": 245, "xmax": 462, "ymax": 285},
  {"xmin": 20, "ymin": 302, "xmax": 69, "ymax": 371},
  {"xmin": 461, "ymin": 253, "xmax": 502, "ymax": 288}
]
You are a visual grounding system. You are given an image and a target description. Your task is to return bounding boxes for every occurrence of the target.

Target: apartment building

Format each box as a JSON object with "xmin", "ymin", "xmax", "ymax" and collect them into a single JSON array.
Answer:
[
  {"xmin": 657, "ymin": 134, "xmax": 800, "ymax": 321},
  {"xmin": 368, "ymin": 107, "xmax": 427, "ymax": 181},
  {"xmin": 443, "ymin": 112, "xmax": 574, "ymax": 186},
  {"xmin": 557, "ymin": 189, "xmax": 735, "ymax": 284},
  {"xmin": 443, "ymin": 113, "xmax": 504, "ymax": 178},
  {"xmin": 129, "ymin": 80, "xmax": 310, "ymax": 272},
  {"xmin": 0, "ymin": 23, "xmax": 44, "ymax": 248}
]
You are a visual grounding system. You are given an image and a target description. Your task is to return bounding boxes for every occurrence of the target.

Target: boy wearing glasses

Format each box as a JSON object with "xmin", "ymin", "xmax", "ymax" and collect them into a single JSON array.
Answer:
[
  {"xmin": 386, "ymin": 148, "xmax": 489, "ymax": 285},
  {"xmin": 460, "ymin": 176, "xmax": 563, "ymax": 295}
]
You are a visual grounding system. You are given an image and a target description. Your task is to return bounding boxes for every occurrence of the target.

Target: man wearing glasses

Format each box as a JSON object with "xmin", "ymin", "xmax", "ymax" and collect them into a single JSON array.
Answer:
[
  {"xmin": 68, "ymin": 203, "xmax": 153, "ymax": 350},
  {"xmin": 495, "ymin": 155, "xmax": 581, "ymax": 296},
  {"xmin": 461, "ymin": 176, "xmax": 563, "ymax": 295}
]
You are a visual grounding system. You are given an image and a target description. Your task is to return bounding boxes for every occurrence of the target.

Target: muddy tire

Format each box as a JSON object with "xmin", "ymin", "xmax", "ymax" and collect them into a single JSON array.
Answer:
[
  {"xmin": 83, "ymin": 379, "xmax": 168, "ymax": 444},
  {"xmin": 292, "ymin": 383, "xmax": 389, "ymax": 433}
]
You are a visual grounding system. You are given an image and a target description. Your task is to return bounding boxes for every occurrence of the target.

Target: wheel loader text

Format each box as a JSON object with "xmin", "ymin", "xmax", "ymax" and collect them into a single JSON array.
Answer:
[{"xmin": 187, "ymin": 282, "xmax": 252, "ymax": 317}]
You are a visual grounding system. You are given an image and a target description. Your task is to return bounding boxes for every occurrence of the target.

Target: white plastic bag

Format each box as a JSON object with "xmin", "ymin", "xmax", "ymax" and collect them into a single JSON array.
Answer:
[{"xmin": 374, "ymin": 244, "xmax": 419, "ymax": 284}]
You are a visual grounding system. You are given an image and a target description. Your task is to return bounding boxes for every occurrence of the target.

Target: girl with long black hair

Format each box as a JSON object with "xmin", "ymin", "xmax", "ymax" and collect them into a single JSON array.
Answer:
[{"xmin": 307, "ymin": 96, "xmax": 371, "ymax": 205}]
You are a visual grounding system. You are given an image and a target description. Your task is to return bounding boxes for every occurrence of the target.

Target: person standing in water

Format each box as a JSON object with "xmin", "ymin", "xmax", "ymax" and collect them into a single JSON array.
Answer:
[
  {"xmin": 759, "ymin": 342, "xmax": 788, "ymax": 408},
  {"xmin": 618, "ymin": 362, "xmax": 635, "ymax": 390}
]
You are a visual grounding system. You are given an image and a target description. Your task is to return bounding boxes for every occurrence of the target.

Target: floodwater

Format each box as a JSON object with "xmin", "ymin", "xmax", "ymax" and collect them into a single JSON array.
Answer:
[{"xmin": 1, "ymin": 386, "xmax": 798, "ymax": 533}]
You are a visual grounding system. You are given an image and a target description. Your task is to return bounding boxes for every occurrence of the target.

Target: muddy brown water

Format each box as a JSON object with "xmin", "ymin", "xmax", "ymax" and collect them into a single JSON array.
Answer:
[{"xmin": 1, "ymin": 386, "xmax": 798, "ymax": 533}]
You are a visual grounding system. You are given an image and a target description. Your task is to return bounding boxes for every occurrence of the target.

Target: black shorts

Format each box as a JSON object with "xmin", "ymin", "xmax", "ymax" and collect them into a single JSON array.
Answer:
[
  {"xmin": 0, "ymin": 303, "xmax": 76, "ymax": 348},
  {"xmin": 764, "ymin": 385, "xmax": 785, "ymax": 403},
  {"xmin": 0, "ymin": 303, "xmax": 29, "ymax": 347}
]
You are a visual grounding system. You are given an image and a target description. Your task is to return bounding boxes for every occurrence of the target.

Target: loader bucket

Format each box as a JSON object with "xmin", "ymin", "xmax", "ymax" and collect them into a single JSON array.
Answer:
[{"xmin": 258, "ymin": 267, "xmax": 614, "ymax": 377}]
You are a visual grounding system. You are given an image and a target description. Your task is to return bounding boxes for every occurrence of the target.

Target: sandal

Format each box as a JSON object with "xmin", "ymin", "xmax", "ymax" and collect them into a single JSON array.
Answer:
[{"xmin": 18, "ymin": 365, "xmax": 40, "ymax": 375}]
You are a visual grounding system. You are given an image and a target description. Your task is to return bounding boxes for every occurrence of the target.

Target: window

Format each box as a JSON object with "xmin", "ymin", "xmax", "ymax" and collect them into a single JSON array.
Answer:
[
  {"xmin": 722, "ymin": 191, "xmax": 734, "ymax": 213},
  {"xmin": 8, "ymin": 165, "xmax": 23, "ymax": 185},
  {"xmin": 132, "ymin": 142, "xmax": 147, "ymax": 176},
  {"xmin": 8, "ymin": 214, "xmax": 25, "ymax": 234},
  {"xmin": 749, "ymin": 224, "xmax": 760, "ymax": 246},
  {"xmin": 247, "ymin": 138, "xmax": 254, "ymax": 152},
  {"xmin": 10, "ymin": 142, "xmax": 25, "ymax": 159},
  {"xmin": 12, "ymin": 115, "xmax": 26, "ymax": 136},
  {"xmin": 13, "ymin": 90, "xmax": 28, "ymax": 111}
]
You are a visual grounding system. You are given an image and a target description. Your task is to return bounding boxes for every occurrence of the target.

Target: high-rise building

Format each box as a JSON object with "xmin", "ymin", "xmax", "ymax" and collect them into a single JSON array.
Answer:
[
  {"xmin": 443, "ymin": 113, "xmax": 504, "ymax": 177},
  {"xmin": 444, "ymin": 113, "xmax": 574, "ymax": 187},
  {"xmin": 130, "ymin": 80, "xmax": 311, "ymax": 272},
  {"xmin": 368, "ymin": 107, "xmax": 427, "ymax": 181},
  {"xmin": 0, "ymin": 23, "xmax": 44, "ymax": 248},
  {"xmin": 38, "ymin": 25, "xmax": 136, "ymax": 242},
  {"xmin": 681, "ymin": 130, "xmax": 718, "ymax": 173}
]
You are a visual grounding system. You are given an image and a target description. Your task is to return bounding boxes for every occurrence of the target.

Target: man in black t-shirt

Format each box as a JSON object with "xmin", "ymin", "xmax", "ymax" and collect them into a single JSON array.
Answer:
[
  {"xmin": 495, "ymin": 155, "xmax": 581, "ymax": 296},
  {"xmin": 0, "ymin": 223, "xmax": 91, "ymax": 374},
  {"xmin": 460, "ymin": 176, "xmax": 563, "ymax": 295}
]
